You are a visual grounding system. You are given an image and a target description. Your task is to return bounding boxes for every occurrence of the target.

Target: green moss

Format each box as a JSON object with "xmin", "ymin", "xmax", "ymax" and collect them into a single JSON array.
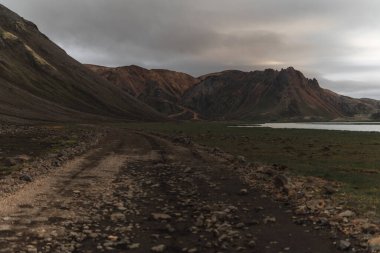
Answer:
[{"xmin": 123, "ymin": 122, "xmax": 380, "ymax": 213}]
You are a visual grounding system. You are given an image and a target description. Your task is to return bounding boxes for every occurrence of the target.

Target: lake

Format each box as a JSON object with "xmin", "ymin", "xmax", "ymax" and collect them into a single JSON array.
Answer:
[{"xmin": 233, "ymin": 122, "xmax": 380, "ymax": 132}]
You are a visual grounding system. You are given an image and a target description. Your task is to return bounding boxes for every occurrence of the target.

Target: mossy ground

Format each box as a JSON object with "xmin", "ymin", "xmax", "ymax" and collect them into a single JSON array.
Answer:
[
  {"xmin": 0, "ymin": 125, "xmax": 81, "ymax": 176},
  {"xmin": 124, "ymin": 122, "xmax": 380, "ymax": 213}
]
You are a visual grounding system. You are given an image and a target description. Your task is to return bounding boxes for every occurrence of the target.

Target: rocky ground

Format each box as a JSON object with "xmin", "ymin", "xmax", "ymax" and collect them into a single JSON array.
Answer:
[
  {"xmin": 0, "ymin": 124, "xmax": 104, "ymax": 198},
  {"xmin": 0, "ymin": 129, "xmax": 379, "ymax": 252}
]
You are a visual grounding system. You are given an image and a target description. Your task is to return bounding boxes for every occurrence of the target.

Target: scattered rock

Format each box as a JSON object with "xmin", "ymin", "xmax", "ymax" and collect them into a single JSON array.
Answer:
[
  {"xmin": 128, "ymin": 243, "xmax": 140, "ymax": 249},
  {"xmin": 19, "ymin": 174, "xmax": 33, "ymax": 182},
  {"xmin": 110, "ymin": 213, "xmax": 126, "ymax": 222},
  {"xmin": 151, "ymin": 213, "xmax": 171, "ymax": 221},
  {"xmin": 247, "ymin": 240, "xmax": 256, "ymax": 248},
  {"xmin": 151, "ymin": 244, "xmax": 166, "ymax": 252},
  {"xmin": 238, "ymin": 189, "xmax": 248, "ymax": 195},
  {"xmin": 306, "ymin": 199, "xmax": 326, "ymax": 211},
  {"xmin": 323, "ymin": 184, "xmax": 337, "ymax": 195},
  {"xmin": 236, "ymin": 155, "xmax": 246, "ymax": 163},
  {"xmin": 337, "ymin": 240, "xmax": 351, "ymax": 250},
  {"xmin": 263, "ymin": 216, "xmax": 276, "ymax": 224},
  {"xmin": 338, "ymin": 210, "xmax": 355, "ymax": 218}
]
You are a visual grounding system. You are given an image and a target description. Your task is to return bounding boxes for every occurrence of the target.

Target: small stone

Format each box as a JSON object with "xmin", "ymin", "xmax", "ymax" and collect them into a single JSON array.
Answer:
[
  {"xmin": 338, "ymin": 210, "xmax": 355, "ymax": 218},
  {"xmin": 337, "ymin": 240, "xmax": 350, "ymax": 251},
  {"xmin": 111, "ymin": 213, "xmax": 126, "ymax": 222},
  {"xmin": 188, "ymin": 248, "xmax": 197, "ymax": 253},
  {"xmin": 151, "ymin": 244, "xmax": 166, "ymax": 252},
  {"xmin": 235, "ymin": 222, "xmax": 245, "ymax": 229},
  {"xmin": 19, "ymin": 174, "xmax": 33, "ymax": 182},
  {"xmin": 151, "ymin": 213, "xmax": 171, "ymax": 220},
  {"xmin": 237, "ymin": 155, "xmax": 246, "ymax": 163},
  {"xmin": 248, "ymin": 240, "xmax": 256, "ymax": 248},
  {"xmin": 263, "ymin": 216, "xmax": 276, "ymax": 224},
  {"xmin": 128, "ymin": 243, "xmax": 140, "ymax": 249},
  {"xmin": 195, "ymin": 215, "xmax": 204, "ymax": 227},
  {"xmin": 165, "ymin": 224, "xmax": 175, "ymax": 233},
  {"xmin": 239, "ymin": 189, "xmax": 248, "ymax": 195},
  {"xmin": 306, "ymin": 199, "xmax": 326, "ymax": 210},
  {"xmin": 324, "ymin": 184, "xmax": 337, "ymax": 194},
  {"xmin": 107, "ymin": 235, "xmax": 118, "ymax": 241},
  {"xmin": 151, "ymin": 234, "xmax": 160, "ymax": 239}
]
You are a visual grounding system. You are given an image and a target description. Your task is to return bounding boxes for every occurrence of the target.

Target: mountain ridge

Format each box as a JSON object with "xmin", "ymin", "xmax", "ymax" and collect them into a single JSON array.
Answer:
[
  {"xmin": 87, "ymin": 64, "xmax": 380, "ymax": 121},
  {"xmin": 0, "ymin": 4, "xmax": 163, "ymax": 123},
  {"xmin": 85, "ymin": 64, "xmax": 199, "ymax": 117},
  {"xmin": 183, "ymin": 67, "xmax": 380, "ymax": 120}
]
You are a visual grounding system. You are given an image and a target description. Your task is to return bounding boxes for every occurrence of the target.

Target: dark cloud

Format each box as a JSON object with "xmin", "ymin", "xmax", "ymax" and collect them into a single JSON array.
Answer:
[{"xmin": 1, "ymin": 0, "xmax": 380, "ymax": 98}]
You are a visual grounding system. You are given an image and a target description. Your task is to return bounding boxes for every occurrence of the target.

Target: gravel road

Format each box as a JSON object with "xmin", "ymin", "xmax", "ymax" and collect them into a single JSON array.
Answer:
[{"xmin": 0, "ymin": 130, "xmax": 343, "ymax": 253}]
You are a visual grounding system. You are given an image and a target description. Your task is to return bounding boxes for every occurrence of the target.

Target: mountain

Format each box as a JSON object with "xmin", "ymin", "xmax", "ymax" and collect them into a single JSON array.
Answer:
[
  {"xmin": 85, "ymin": 64, "xmax": 199, "ymax": 118},
  {"xmin": 183, "ymin": 67, "xmax": 380, "ymax": 121},
  {"xmin": 0, "ymin": 4, "xmax": 162, "ymax": 122}
]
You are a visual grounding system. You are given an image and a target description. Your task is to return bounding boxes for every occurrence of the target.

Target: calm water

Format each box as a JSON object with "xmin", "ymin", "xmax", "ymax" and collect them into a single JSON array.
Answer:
[{"xmin": 234, "ymin": 122, "xmax": 380, "ymax": 132}]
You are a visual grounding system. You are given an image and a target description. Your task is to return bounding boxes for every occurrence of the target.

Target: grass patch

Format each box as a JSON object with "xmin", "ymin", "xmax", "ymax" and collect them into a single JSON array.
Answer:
[
  {"xmin": 0, "ymin": 126, "xmax": 82, "ymax": 176},
  {"xmin": 124, "ymin": 121, "xmax": 380, "ymax": 213}
]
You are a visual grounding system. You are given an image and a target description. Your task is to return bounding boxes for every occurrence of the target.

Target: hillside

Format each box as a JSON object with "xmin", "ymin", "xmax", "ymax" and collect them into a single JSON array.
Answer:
[
  {"xmin": 183, "ymin": 67, "xmax": 380, "ymax": 121},
  {"xmin": 0, "ymin": 4, "xmax": 162, "ymax": 122},
  {"xmin": 85, "ymin": 64, "xmax": 199, "ymax": 117}
]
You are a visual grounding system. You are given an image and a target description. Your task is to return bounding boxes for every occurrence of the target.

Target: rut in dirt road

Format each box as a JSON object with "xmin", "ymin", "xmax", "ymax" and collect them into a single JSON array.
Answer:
[{"xmin": 0, "ymin": 131, "xmax": 343, "ymax": 252}]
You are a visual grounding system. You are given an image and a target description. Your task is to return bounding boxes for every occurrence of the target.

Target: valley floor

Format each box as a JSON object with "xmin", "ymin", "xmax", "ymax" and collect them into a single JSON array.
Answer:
[{"xmin": 0, "ymin": 128, "xmax": 348, "ymax": 252}]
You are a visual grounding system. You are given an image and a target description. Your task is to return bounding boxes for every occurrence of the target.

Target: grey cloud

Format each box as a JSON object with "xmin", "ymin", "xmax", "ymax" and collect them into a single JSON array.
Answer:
[{"xmin": 1, "ymin": 0, "xmax": 380, "ymax": 98}]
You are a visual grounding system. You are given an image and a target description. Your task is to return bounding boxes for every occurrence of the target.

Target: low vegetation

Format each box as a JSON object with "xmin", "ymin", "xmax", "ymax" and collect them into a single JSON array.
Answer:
[
  {"xmin": 0, "ymin": 125, "xmax": 84, "ymax": 176},
  {"xmin": 125, "ymin": 122, "xmax": 380, "ymax": 212}
]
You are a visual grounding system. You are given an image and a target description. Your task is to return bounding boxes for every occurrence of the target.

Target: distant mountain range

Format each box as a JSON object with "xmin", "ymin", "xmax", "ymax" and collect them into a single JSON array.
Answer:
[
  {"xmin": 184, "ymin": 68, "xmax": 380, "ymax": 121},
  {"xmin": 1, "ymin": 3, "xmax": 380, "ymax": 122},
  {"xmin": 87, "ymin": 65, "xmax": 380, "ymax": 121}
]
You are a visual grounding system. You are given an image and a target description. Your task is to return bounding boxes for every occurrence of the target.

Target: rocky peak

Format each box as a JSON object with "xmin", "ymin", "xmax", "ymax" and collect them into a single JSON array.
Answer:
[
  {"xmin": 122, "ymin": 65, "xmax": 149, "ymax": 73},
  {"xmin": 0, "ymin": 4, "xmax": 39, "ymax": 33}
]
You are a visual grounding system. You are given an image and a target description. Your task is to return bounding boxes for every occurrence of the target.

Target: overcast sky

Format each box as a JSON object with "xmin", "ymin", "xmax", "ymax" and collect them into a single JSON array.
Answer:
[{"xmin": 1, "ymin": 0, "xmax": 380, "ymax": 99}]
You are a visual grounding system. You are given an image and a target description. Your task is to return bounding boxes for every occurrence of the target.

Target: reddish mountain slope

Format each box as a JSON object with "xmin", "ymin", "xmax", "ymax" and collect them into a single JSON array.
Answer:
[{"xmin": 86, "ymin": 64, "xmax": 199, "ymax": 116}]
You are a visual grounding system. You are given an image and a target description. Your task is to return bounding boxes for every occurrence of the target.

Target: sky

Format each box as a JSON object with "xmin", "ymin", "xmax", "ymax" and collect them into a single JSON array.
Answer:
[{"xmin": 1, "ymin": 0, "xmax": 380, "ymax": 99}]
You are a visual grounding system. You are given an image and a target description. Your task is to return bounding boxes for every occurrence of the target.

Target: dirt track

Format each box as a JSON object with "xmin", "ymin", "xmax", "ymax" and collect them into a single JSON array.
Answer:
[{"xmin": 0, "ymin": 130, "xmax": 343, "ymax": 252}]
